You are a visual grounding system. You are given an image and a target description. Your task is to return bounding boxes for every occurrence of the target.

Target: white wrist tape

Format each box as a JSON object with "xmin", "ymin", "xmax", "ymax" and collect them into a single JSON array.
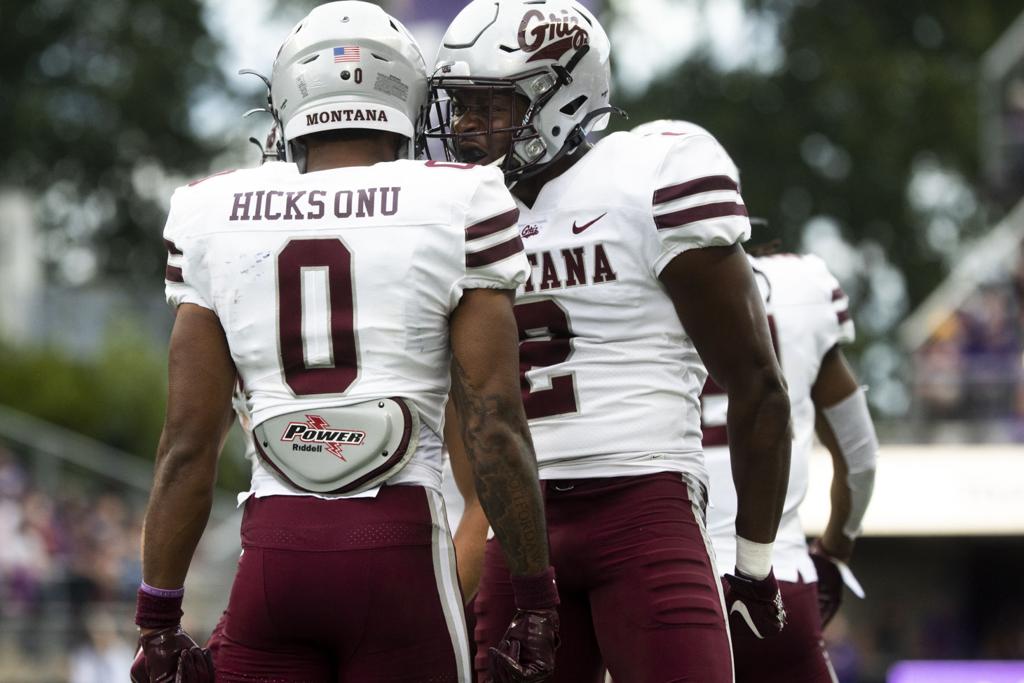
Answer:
[
  {"xmin": 735, "ymin": 536, "xmax": 773, "ymax": 580},
  {"xmin": 822, "ymin": 387, "xmax": 878, "ymax": 539}
]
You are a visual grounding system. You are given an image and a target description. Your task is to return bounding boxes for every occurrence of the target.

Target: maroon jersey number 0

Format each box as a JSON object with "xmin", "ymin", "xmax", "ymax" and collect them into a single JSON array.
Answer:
[{"xmin": 277, "ymin": 238, "xmax": 358, "ymax": 396}]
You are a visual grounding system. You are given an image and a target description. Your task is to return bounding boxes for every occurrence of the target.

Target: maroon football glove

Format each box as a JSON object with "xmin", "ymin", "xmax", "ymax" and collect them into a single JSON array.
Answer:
[
  {"xmin": 809, "ymin": 540, "xmax": 843, "ymax": 628},
  {"xmin": 130, "ymin": 626, "xmax": 214, "ymax": 683},
  {"xmin": 488, "ymin": 607, "xmax": 560, "ymax": 683},
  {"xmin": 723, "ymin": 568, "xmax": 787, "ymax": 640}
]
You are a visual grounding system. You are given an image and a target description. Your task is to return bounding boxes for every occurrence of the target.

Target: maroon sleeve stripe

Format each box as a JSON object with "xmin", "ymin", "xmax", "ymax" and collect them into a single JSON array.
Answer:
[
  {"xmin": 831, "ymin": 287, "xmax": 846, "ymax": 301},
  {"xmin": 466, "ymin": 235, "xmax": 524, "ymax": 268},
  {"xmin": 466, "ymin": 208, "xmax": 520, "ymax": 242},
  {"xmin": 165, "ymin": 265, "xmax": 184, "ymax": 283},
  {"xmin": 164, "ymin": 239, "xmax": 183, "ymax": 256},
  {"xmin": 837, "ymin": 309, "xmax": 851, "ymax": 324},
  {"xmin": 653, "ymin": 175, "xmax": 738, "ymax": 206},
  {"xmin": 655, "ymin": 201, "xmax": 748, "ymax": 230}
]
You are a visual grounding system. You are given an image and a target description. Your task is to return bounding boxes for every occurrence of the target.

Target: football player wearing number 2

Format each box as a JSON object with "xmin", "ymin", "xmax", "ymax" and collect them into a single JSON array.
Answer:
[
  {"xmin": 133, "ymin": 3, "xmax": 558, "ymax": 682},
  {"xmin": 429, "ymin": 2, "xmax": 792, "ymax": 681}
]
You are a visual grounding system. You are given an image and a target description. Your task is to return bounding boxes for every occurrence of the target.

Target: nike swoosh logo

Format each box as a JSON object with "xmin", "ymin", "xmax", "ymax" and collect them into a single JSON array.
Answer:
[
  {"xmin": 730, "ymin": 600, "xmax": 765, "ymax": 640},
  {"xmin": 572, "ymin": 212, "xmax": 607, "ymax": 234}
]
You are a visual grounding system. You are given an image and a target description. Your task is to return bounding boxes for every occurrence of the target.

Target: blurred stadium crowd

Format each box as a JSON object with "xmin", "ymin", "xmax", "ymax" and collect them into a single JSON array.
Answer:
[
  {"xmin": 0, "ymin": 444, "xmax": 142, "ymax": 681},
  {"xmin": 913, "ymin": 248, "xmax": 1024, "ymax": 429}
]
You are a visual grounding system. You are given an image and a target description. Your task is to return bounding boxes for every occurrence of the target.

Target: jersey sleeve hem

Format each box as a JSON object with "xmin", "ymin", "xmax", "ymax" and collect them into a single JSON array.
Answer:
[
  {"xmin": 651, "ymin": 228, "xmax": 747, "ymax": 276},
  {"xmin": 166, "ymin": 286, "xmax": 215, "ymax": 311}
]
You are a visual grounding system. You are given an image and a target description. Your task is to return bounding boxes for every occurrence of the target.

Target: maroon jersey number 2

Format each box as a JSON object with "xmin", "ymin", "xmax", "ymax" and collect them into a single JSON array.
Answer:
[{"xmin": 514, "ymin": 299, "xmax": 578, "ymax": 420}]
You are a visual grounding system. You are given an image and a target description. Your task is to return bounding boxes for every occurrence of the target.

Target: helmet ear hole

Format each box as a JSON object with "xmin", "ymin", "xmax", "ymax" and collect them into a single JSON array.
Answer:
[{"xmin": 559, "ymin": 95, "xmax": 587, "ymax": 116}]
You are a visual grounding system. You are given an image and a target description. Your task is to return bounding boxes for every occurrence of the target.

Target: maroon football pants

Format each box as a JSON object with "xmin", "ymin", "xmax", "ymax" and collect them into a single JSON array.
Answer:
[
  {"xmin": 208, "ymin": 487, "xmax": 471, "ymax": 682},
  {"xmin": 731, "ymin": 579, "xmax": 837, "ymax": 683},
  {"xmin": 473, "ymin": 472, "xmax": 732, "ymax": 683}
]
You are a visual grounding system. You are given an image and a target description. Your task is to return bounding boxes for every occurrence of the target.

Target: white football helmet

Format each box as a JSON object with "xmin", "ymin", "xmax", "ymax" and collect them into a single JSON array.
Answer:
[
  {"xmin": 426, "ymin": 0, "xmax": 620, "ymax": 182},
  {"xmin": 269, "ymin": 1, "xmax": 428, "ymax": 161}
]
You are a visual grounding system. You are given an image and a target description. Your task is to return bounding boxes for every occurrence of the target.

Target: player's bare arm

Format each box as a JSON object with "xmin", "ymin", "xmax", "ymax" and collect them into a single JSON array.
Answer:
[
  {"xmin": 132, "ymin": 303, "xmax": 235, "ymax": 682},
  {"xmin": 660, "ymin": 243, "xmax": 791, "ymax": 545},
  {"xmin": 661, "ymin": 243, "xmax": 791, "ymax": 640},
  {"xmin": 142, "ymin": 304, "xmax": 236, "ymax": 596},
  {"xmin": 444, "ymin": 401, "xmax": 491, "ymax": 602},
  {"xmin": 448, "ymin": 288, "xmax": 549, "ymax": 576},
  {"xmin": 449, "ymin": 287, "xmax": 559, "ymax": 680}
]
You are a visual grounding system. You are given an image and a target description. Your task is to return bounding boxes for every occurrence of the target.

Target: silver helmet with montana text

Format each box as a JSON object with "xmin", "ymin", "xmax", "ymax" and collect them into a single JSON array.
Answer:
[{"xmin": 269, "ymin": 0, "xmax": 428, "ymax": 161}]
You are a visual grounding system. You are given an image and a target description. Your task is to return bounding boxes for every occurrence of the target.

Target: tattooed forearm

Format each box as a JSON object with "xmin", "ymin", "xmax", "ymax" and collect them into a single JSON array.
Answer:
[{"xmin": 450, "ymin": 356, "xmax": 549, "ymax": 576}]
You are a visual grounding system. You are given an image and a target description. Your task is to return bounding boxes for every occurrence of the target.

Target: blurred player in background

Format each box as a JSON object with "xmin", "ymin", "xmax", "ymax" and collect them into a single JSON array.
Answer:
[
  {"xmin": 429, "ymin": 2, "xmax": 792, "ymax": 681},
  {"xmin": 635, "ymin": 119, "xmax": 879, "ymax": 683},
  {"xmin": 133, "ymin": 3, "xmax": 559, "ymax": 682}
]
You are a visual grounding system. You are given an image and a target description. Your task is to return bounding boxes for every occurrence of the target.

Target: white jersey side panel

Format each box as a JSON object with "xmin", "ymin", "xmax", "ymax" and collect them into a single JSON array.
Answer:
[
  {"xmin": 704, "ymin": 254, "xmax": 854, "ymax": 579},
  {"xmin": 513, "ymin": 131, "xmax": 750, "ymax": 481},
  {"xmin": 164, "ymin": 161, "xmax": 528, "ymax": 499}
]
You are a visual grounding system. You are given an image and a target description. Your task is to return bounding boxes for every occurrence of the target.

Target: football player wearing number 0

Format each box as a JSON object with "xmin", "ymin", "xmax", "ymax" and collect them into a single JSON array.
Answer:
[
  {"xmin": 134, "ymin": 3, "xmax": 558, "ymax": 682},
  {"xmin": 428, "ymin": 2, "xmax": 792, "ymax": 681}
]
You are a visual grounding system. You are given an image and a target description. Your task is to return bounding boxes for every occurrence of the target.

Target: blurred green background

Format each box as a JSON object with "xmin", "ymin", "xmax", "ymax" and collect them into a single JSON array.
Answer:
[{"xmin": 1, "ymin": 1, "xmax": 1022, "ymax": 681}]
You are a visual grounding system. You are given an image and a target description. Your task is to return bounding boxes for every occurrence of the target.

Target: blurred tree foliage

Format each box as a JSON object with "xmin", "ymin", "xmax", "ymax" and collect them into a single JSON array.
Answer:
[
  {"xmin": 0, "ymin": 0, "xmax": 226, "ymax": 283},
  {"xmin": 0, "ymin": 318, "xmax": 251, "ymax": 490},
  {"xmin": 0, "ymin": 321, "xmax": 166, "ymax": 457},
  {"xmin": 613, "ymin": 0, "xmax": 1020, "ymax": 312}
]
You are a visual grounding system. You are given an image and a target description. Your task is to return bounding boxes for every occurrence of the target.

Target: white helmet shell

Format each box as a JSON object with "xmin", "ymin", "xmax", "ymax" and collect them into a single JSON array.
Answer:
[
  {"xmin": 433, "ymin": 0, "xmax": 613, "ymax": 171},
  {"xmin": 270, "ymin": 1, "xmax": 428, "ymax": 160}
]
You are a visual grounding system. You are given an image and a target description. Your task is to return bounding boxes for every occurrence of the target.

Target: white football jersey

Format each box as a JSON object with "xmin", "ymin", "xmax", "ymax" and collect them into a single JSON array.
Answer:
[
  {"xmin": 704, "ymin": 254, "xmax": 854, "ymax": 581},
  {"xmin": 512, "ymin": 130, "xmax": 750, "ymax": 482},
  {"xmin": 164, "ymin": 160, "xmax": 529, "ymax": 498}
]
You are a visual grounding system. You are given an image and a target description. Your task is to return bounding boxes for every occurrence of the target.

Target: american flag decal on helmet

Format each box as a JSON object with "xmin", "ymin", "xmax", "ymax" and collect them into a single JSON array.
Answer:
[{"xmin": 333, "ymin": 46, "xmax": 361, "ymax": 63}]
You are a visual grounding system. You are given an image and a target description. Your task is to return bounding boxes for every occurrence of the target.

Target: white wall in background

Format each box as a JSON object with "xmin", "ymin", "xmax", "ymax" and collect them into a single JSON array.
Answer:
[{"xmin": 0, "ymin": 191, "xmax": 42, "ymax": 346}]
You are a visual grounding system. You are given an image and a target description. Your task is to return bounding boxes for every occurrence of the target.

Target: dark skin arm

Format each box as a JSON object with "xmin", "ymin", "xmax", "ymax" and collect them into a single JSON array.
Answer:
[
  {"xmin": 811, "ymin": 345, "xmax": 862, "ymax": 562},
  {"xmin": 140, "ymin": 304, "xmax": 236, "ymax": 624},
  {"xmin": 660, "ymin": 244, "xmax": 791, "ymax": 543},
  {"xmin": 444, "ymin": 401, "xmax": 491, "ymax": 603},
  {"xmin": 448, "ymin": 288, "xmax": 549, "ymax": 576}
]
